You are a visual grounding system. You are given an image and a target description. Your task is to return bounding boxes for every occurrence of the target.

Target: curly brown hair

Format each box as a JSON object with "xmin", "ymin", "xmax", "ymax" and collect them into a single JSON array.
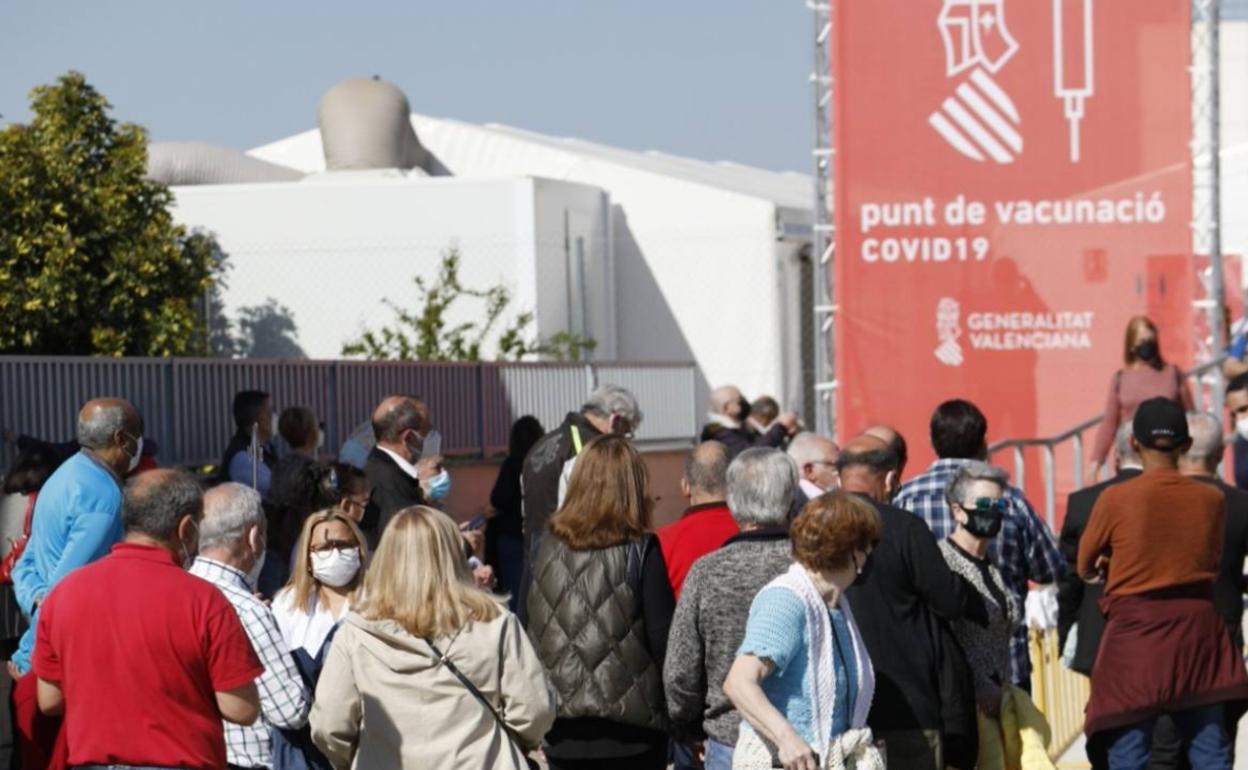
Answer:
[{"xmin": 791, "ymin": 491, "xmax": 881, "ymax": 572}]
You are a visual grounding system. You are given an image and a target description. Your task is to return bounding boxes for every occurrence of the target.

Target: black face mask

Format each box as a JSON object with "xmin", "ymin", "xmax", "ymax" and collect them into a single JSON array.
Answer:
[
  {"xmin": 963, "ymin": 509, "xmax": 1004, "ymax": 539},
  {"xmin": 737, "ymin": 397, "xmax": 752, "ymax": 421},
  {"xmin": 1135, "ymin": 340, "xmax": 1159, "ymax": 362}
]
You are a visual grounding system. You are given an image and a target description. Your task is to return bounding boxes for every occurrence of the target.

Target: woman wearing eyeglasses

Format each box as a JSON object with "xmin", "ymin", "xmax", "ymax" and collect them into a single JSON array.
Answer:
[
  {"xmin": 273, "ymin": 510, "xmax": 370, "ymax": 657},
  {"xmin": 938, "ymin": 462, "xmax": 1054, "ymax": 770},
  {"xmin": 271, "ymin": 510, "xmax": 370, "ymax": 770}
]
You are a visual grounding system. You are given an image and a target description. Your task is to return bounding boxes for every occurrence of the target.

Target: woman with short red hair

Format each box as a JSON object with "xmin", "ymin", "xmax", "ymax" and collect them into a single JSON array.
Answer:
[{"xmin": 724, "ymin": 491, "xmax": 884, "ymax": 770}]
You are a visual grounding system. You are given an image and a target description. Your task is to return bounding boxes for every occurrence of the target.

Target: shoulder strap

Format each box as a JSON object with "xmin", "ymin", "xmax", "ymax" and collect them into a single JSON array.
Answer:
[
  {"xmin": 570, "ymin": 424, "xmax": 584, "ymax": 455},
  {"xmin": 426, "ymin": 637, "xmax": 528, "ymax": 753}
]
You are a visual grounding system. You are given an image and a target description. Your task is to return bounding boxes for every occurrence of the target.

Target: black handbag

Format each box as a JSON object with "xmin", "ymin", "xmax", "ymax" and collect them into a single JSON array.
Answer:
[{"xmin": 425, "ymin": 638, "xmax": 541, "ymax": 770}]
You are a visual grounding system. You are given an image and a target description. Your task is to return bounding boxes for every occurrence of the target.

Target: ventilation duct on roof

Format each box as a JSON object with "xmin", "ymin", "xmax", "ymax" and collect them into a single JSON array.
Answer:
[
  {"xmin": 146, "ymin": 143, "xmax": 306, "ymax": 185},
  {"xmin": 318, "ymin": 78, "xmax": 427, "ymax": 172}
]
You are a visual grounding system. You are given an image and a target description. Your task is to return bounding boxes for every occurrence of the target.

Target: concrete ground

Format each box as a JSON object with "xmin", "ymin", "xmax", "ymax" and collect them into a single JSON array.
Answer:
[{"xmin": 1056, "ymin": 707, "xmax": 1248, "ymax": 768}]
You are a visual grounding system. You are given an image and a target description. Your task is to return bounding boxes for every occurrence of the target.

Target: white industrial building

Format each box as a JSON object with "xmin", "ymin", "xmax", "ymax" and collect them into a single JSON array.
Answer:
[{"xmin": 160, "ymin": 79, "xmax": 814, "ymax": 417}]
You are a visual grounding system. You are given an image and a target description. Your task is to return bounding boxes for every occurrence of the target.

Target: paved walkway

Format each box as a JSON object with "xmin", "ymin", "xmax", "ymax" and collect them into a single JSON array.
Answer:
[{"xmin": 1057, "ymin": 713, "xmax": 1248, "ymax": 768}]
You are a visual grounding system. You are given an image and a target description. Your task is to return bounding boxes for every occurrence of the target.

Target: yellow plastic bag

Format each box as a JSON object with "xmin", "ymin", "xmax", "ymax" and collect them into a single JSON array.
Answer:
[{"xmin": 976, "ymin": 686, "xmax": 1055, "ymax": 770}]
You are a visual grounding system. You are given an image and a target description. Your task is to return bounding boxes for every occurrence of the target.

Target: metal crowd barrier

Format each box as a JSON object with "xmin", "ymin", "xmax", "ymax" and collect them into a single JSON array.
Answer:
[
  {"xmin": 988, "ymin": 358, "xmax": 1226, "ymax": 529},
  {"xmin": 1030, "ymin": 628, "xmax": 1091, "ymax": 763},
  {"xmin": 0, "ymin": 357, "xmax": 699, "ymax": 468}
]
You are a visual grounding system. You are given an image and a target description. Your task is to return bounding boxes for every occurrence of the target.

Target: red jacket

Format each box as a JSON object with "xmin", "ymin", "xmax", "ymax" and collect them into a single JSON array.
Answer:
[{"xmin": 657, "ymin": 502, "xmax": 739, "ymax": 600}]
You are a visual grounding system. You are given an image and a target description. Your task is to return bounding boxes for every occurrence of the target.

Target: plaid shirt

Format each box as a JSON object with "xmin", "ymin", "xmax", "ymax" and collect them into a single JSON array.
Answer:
[
  {"xmin": 894, "ymin": 458, "xmax": 1066, "ymax": 685},
  {"xmin": 190, "ymin": 557, "xmax": 310, "ymax": 769}
]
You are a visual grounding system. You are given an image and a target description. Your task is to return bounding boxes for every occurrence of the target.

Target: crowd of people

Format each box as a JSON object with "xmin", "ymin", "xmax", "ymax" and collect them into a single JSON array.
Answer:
[{"xmin": 0, "ymin": 312, "xmax": 1244, "ymax": 770}]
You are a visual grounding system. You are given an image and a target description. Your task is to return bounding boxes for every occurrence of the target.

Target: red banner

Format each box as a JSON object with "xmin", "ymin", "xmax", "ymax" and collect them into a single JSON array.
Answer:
[{"xmin": 834, "ymin": 0, "xmax": 1193, "ymax": 476}]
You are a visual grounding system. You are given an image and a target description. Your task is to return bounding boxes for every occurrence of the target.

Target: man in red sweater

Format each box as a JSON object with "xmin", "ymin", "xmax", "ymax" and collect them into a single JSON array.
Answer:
[{"xmin": 658, "ymin": 441, "xmax": 739, "ymax": 599}]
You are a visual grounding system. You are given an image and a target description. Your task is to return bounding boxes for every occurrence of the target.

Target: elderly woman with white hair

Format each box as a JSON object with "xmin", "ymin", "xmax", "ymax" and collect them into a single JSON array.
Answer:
[{"xmin": 665, "ymin": 448, "xmax": 802, "ymax": 769}]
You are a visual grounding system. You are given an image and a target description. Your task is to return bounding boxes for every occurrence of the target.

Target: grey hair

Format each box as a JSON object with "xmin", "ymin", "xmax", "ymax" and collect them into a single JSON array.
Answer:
[
  {"xmin": 726, "ymin": 448, "xmax": 798, "ymax": 527},
  {"xmin": 583, "ymin": 384, "xmax": 643, "ymax": 428},
  {"xmin": 1185, "ymin": 411, "xmax": 1224, "ymax": 463},
  {"xmin": 123, "ymin": 471, "xmax": 203, "ymax": 540},
  {"xmin": 199, "ymin": 483, "xmax": 266, "ymax": 552},
  {"xmin": 78, "ymin": 404, "xmax": 127, "ymax": 449},
  {"xmin": 1114, "ymin": 421, "xmax": 1140, "ymax": 466},
  {"xmin": 944, "ymin": 460, "xmax": 1009, "ymax": 508},
  {"xmin": 787, "ymin": 432, "xmax": 835, "ymax": 467}
]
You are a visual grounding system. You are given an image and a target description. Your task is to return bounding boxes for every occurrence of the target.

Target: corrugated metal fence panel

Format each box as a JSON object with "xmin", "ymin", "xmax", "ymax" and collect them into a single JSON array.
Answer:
[
  {"xmin": 171, "ymin": 360, "xmax": 338, "ymax": 465},
  {"xmin": 594, "ymin": 364, "xmax": 697, "ymax": 443},
  {"xmin": 0, "ymin": 358, "xmax": 696, "ymax": 467},
  {"xmin": 332, "ymin": 362, "xmax": 484, "ymax": 455},
  {"xmin": 493, "ymin": 364, "xmax": 593, "ymax": 444},
  {"xmin": 0, "ymin": 357, "xmax": 172, "ymax": 470}
]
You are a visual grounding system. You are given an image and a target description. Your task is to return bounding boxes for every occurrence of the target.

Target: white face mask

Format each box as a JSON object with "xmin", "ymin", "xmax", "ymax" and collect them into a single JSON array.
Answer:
[
  {"xmin": 311, "ymin": 547, "xmax": 361, "ymax": 588},
  {"xmin": 316, "ymin": 429, "xmax": 325, "ymax": 450},
  {"xmin": 246, "ymin": 549, "xmax": 267, "ymax": 588},
  {"xmin": 270, "ymin": 413, "xmax": 279, "ymax": 440},
  {"xmin": 1237, "ymin": 417, "xmax": 1248, "ymax": 443},
  {"xmin": 126, "ymin": 435, "xmax": 144, "ymax": 474}
]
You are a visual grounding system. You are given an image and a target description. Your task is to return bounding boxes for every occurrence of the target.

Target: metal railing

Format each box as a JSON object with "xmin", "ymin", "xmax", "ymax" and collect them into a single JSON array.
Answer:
[
  {"xmin": 0, "ymin": 357, "xmax": 699, "ymax": 468},
  {"xmin": 988, "ymin": 358, "xmax": 1226, "ymax": 529}
]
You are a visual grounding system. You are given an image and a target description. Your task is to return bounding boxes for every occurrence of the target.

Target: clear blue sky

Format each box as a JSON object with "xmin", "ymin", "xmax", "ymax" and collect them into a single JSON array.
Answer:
[{"xmin": 0, "ymin": 1, "xmax": 815, "ymax": 173}]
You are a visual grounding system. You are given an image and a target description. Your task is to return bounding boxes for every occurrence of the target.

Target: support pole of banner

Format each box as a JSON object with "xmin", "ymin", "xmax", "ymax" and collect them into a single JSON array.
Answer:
[
  {"xmin": 1192, "ymin": 0, "xmax": 1226, "ymax": 423},
  {"xmin": 809, "ymin": 0, "xmax": 838, "ymax": 439}
]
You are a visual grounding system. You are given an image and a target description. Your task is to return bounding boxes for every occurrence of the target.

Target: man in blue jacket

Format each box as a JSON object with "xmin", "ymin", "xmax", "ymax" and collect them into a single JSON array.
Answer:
[{"xmin": 10, "ymin": 398, "xmax": 143, "ymax": 766}]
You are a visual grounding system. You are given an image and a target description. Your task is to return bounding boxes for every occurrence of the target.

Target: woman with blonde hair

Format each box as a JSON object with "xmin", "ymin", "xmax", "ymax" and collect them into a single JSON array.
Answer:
[
  {"xmin": 271, "ymin": 509, "xmax": 369, "ymax": 770},
  {"xmin": 526, "ymin": 433, "xmax": 676, "ymax": 770},
  {"xmin": 310, "ymin": 506, "xmax": 555, "ymax": 770},
  {"xmin": 272, "ymin": 509, "xmax": 369, "ymax": 657}
]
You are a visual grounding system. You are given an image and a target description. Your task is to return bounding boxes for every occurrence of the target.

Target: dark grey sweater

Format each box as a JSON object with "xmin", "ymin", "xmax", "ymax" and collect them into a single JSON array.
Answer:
[{"xmin": 663, "ymin": 529, "xmax": 792, "ymax": 745}]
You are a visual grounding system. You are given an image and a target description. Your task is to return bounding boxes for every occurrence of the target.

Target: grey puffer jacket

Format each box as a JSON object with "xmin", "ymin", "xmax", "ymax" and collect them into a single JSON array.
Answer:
[{"xmin": 526, "ymin": 535, "xmax": 668, "ymax": 733}]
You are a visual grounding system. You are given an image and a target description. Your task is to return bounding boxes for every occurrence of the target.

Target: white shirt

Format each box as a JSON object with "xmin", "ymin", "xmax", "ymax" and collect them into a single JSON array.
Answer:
[
  {"xmin": 799, "ymin": 478, "xmax": 827, "ymax": 501},
  {"xmin": 272, "ymin": 588, "xmax": 350, "ymax": 657},
  {"xmin": 378, "ymin": 445, "xmax": 421, "ymax": 480}
]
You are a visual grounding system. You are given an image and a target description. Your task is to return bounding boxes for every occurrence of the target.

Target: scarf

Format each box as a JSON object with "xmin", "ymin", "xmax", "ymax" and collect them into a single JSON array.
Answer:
[{"xmin": 735, "ymin": 563, "xmax": 878, "ymax": 767}]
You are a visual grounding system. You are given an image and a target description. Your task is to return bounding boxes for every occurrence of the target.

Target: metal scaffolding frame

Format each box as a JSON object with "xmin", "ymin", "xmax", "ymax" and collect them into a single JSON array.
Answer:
[
  {"xmin": 1192, "ymin": 0, "xmax": 1228, "ymax": 418},
  {"xmin": 808, "ymin": 0, "xmax": 837, "ymax": 439},
  {"xmin": 807, "ymin": 0, "xmax": 1228, "ymax": 441}
]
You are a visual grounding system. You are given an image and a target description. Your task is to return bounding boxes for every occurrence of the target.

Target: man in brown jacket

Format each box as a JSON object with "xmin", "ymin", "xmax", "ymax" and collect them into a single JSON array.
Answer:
[{"xmin": 1078, "ymin": 397, "xmax": 1248, "ymax": 769}]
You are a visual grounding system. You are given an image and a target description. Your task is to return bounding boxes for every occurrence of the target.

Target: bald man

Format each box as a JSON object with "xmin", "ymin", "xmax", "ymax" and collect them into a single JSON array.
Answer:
[
  {"xmin": 700, "ymin": 385, "xmax": 797, "ymax": 459},
  {"xmin": 864, "ymin": 424, "xmax": 908, "ymax": 486},
  {"xmin": 10, "ymin": 398, "xmax": 144, "ymax": 768},
  {"xmin": 657, "ymin": 442, "xmax": 738, "ymax": 599},
  {"xmin": 361, "ymin": 396, "xmax": 437, "ymax": 543},
  {"xmin": 839, "ymin": 434, "xmax": 975, "ymax": 770}
]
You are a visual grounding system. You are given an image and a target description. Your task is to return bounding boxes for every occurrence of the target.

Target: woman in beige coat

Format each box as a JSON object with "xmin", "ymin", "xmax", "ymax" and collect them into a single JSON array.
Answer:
[{"xmin": 310, "ymin": 506, "xmax": 556, "ymax": 769}]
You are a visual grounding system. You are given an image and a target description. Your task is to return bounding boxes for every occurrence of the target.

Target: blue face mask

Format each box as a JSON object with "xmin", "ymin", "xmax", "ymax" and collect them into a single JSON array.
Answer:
[{"xmin": 427, "ymin": 469, "xmax": 452, "ymax": 502}]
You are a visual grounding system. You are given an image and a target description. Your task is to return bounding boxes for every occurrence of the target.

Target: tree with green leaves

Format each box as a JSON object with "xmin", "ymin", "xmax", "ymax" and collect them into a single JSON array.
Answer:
[
  {"xmin": 0, "ymin": 71, "xmax": 221, "ymax": 355},
  {"xmin": 343, "ymin": 246, "xmax": 596, "ymax": 362}
]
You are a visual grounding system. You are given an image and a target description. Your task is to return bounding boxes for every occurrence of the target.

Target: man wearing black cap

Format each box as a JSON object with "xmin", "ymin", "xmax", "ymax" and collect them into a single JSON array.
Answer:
[{"xmin": 1078, "ymin": 398, "xmax": 1248, "ymax": 769}]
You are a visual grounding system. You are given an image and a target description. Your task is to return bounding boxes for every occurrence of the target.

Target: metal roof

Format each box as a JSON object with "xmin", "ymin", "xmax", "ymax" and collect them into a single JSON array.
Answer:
[{"xmin": 249, "ymin": 113, "xmax": 813, "ymax": 212}]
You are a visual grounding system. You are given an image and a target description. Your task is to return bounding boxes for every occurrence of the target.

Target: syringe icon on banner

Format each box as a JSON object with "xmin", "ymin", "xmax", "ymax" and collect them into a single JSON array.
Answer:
[{"xmin": 1053, "ymin": 0, "xmax": 1094, "ymax": 162}]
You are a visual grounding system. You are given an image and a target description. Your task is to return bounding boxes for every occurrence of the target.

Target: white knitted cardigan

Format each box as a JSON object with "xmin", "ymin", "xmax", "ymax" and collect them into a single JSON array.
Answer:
[{"xmin": 734, "ymin": 563, "xmax": 883, "ymax": 770}]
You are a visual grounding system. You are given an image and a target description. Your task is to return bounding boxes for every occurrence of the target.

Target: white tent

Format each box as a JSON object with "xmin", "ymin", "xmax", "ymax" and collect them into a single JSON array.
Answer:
[{"xmin": 247, "ymin": 114, "xmax": 815, "ymax": 414}]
